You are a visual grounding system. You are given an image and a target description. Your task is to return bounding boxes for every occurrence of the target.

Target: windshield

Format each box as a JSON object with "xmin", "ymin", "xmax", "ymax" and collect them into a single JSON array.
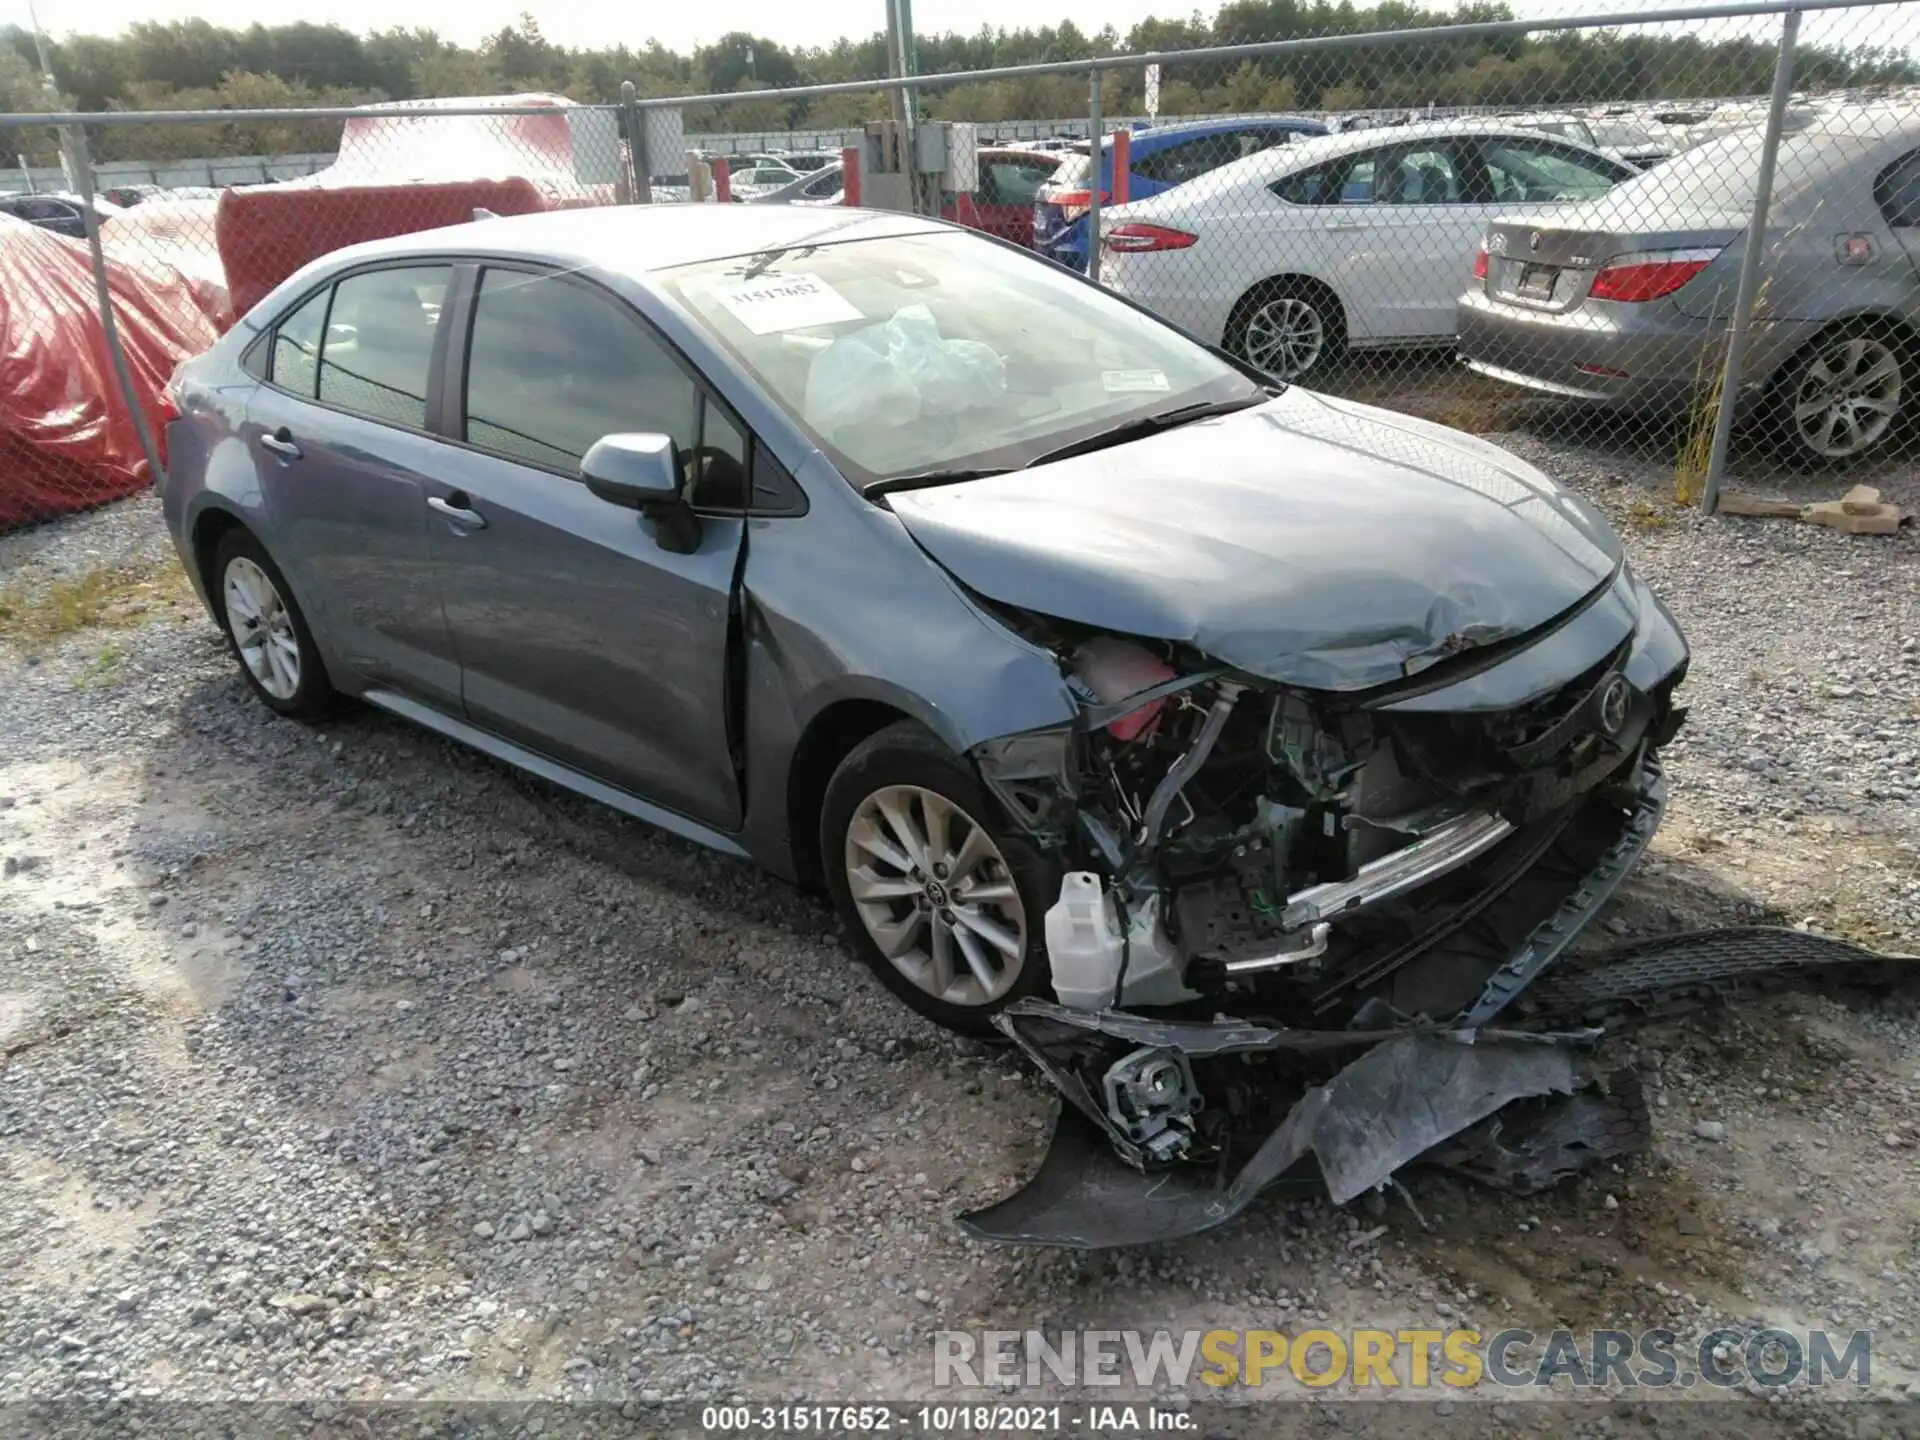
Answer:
[{"xmin": 662, "ymin": 230, "xmax": 1260, "ymax": 489}]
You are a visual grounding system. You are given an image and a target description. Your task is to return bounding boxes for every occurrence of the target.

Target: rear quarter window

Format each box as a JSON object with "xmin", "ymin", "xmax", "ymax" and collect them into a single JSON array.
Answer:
[{"xmin": 1874, "ymin": 149, "xmax": 1920, "ymax": 227}]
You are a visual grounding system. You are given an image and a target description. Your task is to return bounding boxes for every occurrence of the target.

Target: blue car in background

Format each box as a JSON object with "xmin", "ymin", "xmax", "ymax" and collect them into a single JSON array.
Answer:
[{"xmin": 1032, "ymin": 114, "xmax": 1328, "ymax": 270}]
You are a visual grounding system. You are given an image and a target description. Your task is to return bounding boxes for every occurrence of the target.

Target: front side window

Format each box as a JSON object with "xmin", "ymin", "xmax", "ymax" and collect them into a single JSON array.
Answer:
[
  {"xmin": 662, "ymin": 229, "xmax": 1261, "ymax": 489},
  {"xmin": 271, "ymin": 287, "xmax": 330, "ymax": 397},
  {"xmin": 315, "ymin": 265, "xmax": 450, "ymax": 429},
  {"xmin": 1481, "ymin": 138, "xmax": 1627, "ymax": 203},
  {"xmin": 463, "ymin": 268, "xmax": 698, "ymax": 473}
]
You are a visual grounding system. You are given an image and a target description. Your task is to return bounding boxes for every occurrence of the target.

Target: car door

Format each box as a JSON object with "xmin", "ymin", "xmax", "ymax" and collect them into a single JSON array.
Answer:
[
  {"xmin": 1336, "ymin": 139, "xmax": 1498, "ymax": 340},
  {"xmin": 243, "ymin": 263, "xmax": 464, "ymax": 709},
  {"xmin": 425, "ymin": 264, "xmax": 746, "ymax": 829}
]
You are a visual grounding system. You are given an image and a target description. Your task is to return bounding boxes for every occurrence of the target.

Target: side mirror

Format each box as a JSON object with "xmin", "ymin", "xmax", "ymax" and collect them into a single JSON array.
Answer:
[{"xmin": 581, "ymin": 433, "xmax": 702, "ymax": 554}]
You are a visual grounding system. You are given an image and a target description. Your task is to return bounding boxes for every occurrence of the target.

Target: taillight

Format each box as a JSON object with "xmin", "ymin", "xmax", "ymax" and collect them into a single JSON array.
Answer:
[
  {"xmin": 1049, "ymin": 188, "xmax": 1109, "ymax": 220},
  {"xmin": 1104, "ymin": 223, "xmax": 1197, "ymax": 253},
  {"xmin": 1472, "ymin": 244, "xmax": 1489, "ymax": 280},
  {"xmin": 1589, "ymin": 248, "xmax": 1721, "ymax": 303}
]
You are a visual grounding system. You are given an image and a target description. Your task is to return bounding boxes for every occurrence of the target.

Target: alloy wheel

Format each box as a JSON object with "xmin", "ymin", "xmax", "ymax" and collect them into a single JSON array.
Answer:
[
  {"xmin": 843, "ymin": 784, "xmax": 1027, "ymax": 1008},
  {"xmin": 223, "ymin": 556, "xmax": 302, "ymax": 700},
  {"xmin": 1242, "ymin": 296, "xmax": 1325, "ymax": 379},
  {"xmin": 1793, "ymin": 334, "xmax": 1903, "ymax": 459}
]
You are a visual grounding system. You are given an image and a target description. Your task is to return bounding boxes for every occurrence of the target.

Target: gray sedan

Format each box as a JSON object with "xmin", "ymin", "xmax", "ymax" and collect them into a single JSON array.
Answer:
[
  {"xmin": 160, "ymin": 204, "xmax": 1686, "ymax": 1056},
  {"xmin": 1459, "ymin": 103, "xmax": 1920, "ymax": 463}
]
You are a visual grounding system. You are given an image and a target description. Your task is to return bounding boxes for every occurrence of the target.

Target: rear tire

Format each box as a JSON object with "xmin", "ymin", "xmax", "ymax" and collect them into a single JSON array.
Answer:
[
  {"xmin": 1765, "ymin": 318, "xmax": 1910, "ymax": 467},
  {"xmin": 1226, "ymin": 279, "xmax": 1347, "ymax": 382},
  {"xmin": 213, "ymin": 529, "xmax": 333, "ymax": 719},
  {"xmin": 821, "ymin": 721, "xmax": 1058, "ymax": 1035}
]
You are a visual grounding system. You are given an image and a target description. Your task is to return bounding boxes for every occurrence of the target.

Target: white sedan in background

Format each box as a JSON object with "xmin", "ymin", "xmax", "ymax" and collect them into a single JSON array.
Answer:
[{"xmin": 1097, "ymin": 120, "xmax": 1638, "ymax": 379}]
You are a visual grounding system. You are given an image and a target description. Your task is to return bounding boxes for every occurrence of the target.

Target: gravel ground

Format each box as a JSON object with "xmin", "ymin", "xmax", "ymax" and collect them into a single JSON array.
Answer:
[{"xmin": 1, "ymin": 448, "xmax": 1916, "ymax": 1434}]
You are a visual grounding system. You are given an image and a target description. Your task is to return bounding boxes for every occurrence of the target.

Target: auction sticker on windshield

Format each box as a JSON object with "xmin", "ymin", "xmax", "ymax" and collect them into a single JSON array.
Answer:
[
  {"xmin": 1102, "ymin": 368, "xmax": 1172, "ymax": 393},
  {"xmin": 712, "ymin": 273, "xmax": 863, "ymax": 334}
]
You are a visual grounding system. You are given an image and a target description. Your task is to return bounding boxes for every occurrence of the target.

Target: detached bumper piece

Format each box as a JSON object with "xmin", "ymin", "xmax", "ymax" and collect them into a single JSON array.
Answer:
[{"xmin": 960, "ymin": 1019, "xmax": 1607, "ymax": 1249}]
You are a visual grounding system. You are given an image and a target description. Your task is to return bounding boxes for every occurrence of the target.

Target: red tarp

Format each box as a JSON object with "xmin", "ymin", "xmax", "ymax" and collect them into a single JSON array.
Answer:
[
  {"xmin": 0, "ymin": 217, "xmax": 220, "ymax": 528},
  {"xmin": 5, "ymin": 94, "xmax": 613, "ymax": 525},
  {"xmin": 214, "ymin": 176, "xmax": 548, "ymax": 319}
]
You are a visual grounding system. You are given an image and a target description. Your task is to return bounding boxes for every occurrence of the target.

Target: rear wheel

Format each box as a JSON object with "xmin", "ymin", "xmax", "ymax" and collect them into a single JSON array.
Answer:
[
  {"xmin": 214, "ymin": 529, "xmax": 333, "ymax": 719},
  {"xmin": 821, "ymin": 722, "xmax": 1057, "ymax": 1034},
  {"xmin": 1227, "ymin": 279, "xmax": 1347, "ymax": 381},
  {"xmin": 1769, "ymin": 320, "xmax": 1909, "ymax": 465}
]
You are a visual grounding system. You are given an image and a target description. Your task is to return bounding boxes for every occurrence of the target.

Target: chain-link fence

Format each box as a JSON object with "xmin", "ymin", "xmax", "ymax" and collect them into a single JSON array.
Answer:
[
  {"xmin": 0, "ymin": 96, "xmax": 630, "ymax": 529},
  {"xmin": 2, "ymin": 0, "xmax": 1916, "ymax": 532}
]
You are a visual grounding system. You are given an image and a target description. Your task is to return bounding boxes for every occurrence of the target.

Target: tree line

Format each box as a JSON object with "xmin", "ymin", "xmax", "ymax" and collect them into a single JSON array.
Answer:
[{"xmin": 3, "ymin": 2, "xmax": 1914, "ymax": 164}]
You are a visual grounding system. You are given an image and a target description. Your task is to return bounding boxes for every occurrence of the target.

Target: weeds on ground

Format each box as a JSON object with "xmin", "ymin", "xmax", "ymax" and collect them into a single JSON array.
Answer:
[
  {"xmin": 1625, "ymin": 497, "xmax": 1677, "ymax": 532},
  {"xmin": 0, "ymin": 561, "xmax": 192, "ymax": 652}
]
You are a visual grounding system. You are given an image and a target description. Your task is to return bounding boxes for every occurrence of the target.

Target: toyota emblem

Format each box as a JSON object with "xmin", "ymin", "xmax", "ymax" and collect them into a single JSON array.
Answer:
[
  {"xmin": 1596, "ymin": 676, "xmax": 1631, "ymax": 736},
  {"xmin": 1529, "ymin": 231, "xmax": 1542, "ymax": 252}
]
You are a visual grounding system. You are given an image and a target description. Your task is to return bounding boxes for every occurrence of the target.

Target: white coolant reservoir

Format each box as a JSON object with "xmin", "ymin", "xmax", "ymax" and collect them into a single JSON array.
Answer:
[{"xmin": 1044, "ymin": 871, "xmax": 1124, "ymax": 1011}]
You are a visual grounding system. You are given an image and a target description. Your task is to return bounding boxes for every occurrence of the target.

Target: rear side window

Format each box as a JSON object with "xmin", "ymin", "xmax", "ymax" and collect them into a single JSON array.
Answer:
[
  {"xmin": 1375, "ymin": 145, "xmax": 1466, "ymax": 205},
  {"xmin": 1271, "ymin": 158, "xmax": 1352, "ymax": 205},
  {"xmin": 269, "ymin": 288, "xmax": 329, "ymax": 397},
  {"xmin": 980, "ymin": 160, "xmax": 1054, "ymax": 206},
  {"xmin": 462, "ymin": 268, "xmax": 698, "ymax": 473},
  {"xmin": 1875, "ymin": 149, "xmax": 1920, "ymax": 227},
  {"xmin": 315, "ymin": 265, "xmax": 450, "ymax": 429}
]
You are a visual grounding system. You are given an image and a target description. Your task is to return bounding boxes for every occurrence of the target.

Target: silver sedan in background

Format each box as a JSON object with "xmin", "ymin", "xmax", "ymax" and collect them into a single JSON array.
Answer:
[{"xmin": 1458, "ymin": 103, "xmax": 1920, "ymax": 464}]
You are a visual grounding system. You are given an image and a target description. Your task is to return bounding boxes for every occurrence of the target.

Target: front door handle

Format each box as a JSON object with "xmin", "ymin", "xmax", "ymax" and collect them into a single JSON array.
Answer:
[
  {"xmin": 429, "ymin": 494, "xmax": 487, "ymax": 530},
  {"xmin": 1324, "ymin": 221, "xmax": 1368, "ymax": 233},
  {"xmin": 260, "ymin": 426, "xmax": 302, "ymax": 460}
]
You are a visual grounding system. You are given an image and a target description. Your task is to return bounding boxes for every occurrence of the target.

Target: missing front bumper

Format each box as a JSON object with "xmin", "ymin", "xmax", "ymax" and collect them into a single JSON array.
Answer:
[{"xmin": 960, "ymin": 755, "xmax": 1671, "ymax": 1248}]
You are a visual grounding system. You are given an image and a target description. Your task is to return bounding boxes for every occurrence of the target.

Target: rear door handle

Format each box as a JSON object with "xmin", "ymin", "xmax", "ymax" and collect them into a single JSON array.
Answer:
[
  {"xmin": 429, "ymin": 494, "xmax": 487, "ymax": 530},
  {"xmin": 260, "ymin": 427, "xmax": 302, "ymax": 460},
  {"xmin": 1324, "ymin": 222, "xmax": 1367, "ymax": 233}
]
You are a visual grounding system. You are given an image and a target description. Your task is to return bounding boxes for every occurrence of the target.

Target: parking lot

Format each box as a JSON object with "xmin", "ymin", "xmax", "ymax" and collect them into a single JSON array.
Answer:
[{"xmin": 1, "ymin": 422, "xmax": 1915, "ymax": 1424}]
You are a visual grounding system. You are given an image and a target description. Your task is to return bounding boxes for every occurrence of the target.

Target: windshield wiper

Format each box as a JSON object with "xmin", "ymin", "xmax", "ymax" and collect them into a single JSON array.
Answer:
[
  {"xmin": 865, "ymin": 467, "xmax": 1016, "ymax": 499},
  {"xmin": 1022, "ymin": 396, "xmax": 1267, "ymax": 468}
]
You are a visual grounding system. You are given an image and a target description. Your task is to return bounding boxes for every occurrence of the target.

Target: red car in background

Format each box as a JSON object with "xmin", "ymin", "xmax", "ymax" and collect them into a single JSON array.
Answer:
[{"xmin": 942, "ymin": 148, "xmax": 1062, "ymax": 248}]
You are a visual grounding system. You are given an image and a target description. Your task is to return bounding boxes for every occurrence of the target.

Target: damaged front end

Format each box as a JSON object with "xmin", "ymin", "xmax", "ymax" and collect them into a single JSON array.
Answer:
[{"xmin": 962, "ymin": 586, "xmax": 1688, "ymax": 1247}]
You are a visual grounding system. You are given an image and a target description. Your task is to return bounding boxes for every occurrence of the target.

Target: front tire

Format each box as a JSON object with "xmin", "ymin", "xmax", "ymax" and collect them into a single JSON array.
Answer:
[
  {"xmin": 821, "ymin": 721, "xmax": 1058, "ymax": 1034},
  {"xmin": 213, "ymin": 529, "xmax": 333, "ymax": 719}
]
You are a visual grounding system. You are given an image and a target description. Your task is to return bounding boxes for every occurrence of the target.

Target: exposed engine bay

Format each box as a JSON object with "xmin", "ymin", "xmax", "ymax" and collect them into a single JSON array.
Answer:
[{"xmin": 962, "ymin": 611, "xmax": 1702, "ymax": 1245}]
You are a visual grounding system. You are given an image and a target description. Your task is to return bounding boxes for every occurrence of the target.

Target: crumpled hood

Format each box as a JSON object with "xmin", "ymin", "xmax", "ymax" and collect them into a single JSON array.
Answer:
[{"xmin": 888, "ymin": 389, "xmax": 1624, "ymax": 691}]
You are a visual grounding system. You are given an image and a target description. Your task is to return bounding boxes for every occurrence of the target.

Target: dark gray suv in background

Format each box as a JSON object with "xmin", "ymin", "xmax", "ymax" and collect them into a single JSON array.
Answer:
[{"xmin": 161, "ymin": 203, "xmax": 1687, "ymax": 1041}]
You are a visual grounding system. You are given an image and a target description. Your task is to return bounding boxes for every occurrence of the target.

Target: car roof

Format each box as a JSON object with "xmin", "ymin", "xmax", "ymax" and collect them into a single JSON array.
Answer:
[
  {"xmin": 1261, "ymin": 118, "xmax": 1620, "ymax": 167},
  {"xmin": 1139, "ymin": 114, "xmax": 1326, "ymax": 138},
  {"xmin": 323, "ymin": 204, "xmax": 949, "ymax": 278}
]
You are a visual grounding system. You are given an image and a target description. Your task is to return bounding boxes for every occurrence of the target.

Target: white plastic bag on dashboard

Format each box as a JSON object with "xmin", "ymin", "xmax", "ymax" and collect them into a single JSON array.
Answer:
[{"xmin": 803, "ymin": 303, "xmax": 1006, "ymax": 442}]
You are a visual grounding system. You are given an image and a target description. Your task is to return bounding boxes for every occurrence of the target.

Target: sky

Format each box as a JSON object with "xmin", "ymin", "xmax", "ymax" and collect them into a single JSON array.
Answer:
[{"xmin": 11, "ymin": 0, "xmax": 1917, "ymax": 68}]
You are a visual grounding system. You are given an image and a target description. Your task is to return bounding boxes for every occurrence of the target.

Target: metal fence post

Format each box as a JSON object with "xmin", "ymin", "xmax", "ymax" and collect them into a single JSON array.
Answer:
[
  {"xmin": 64, "ymin": 122, "xmax": 168, "ymax": 493},
  {"xmin": 622, "ymin": 80, "xmax": 651, "ymax": 204},
  {"xmin": 1085, "ymin": 67, "xmax": 1103, "ymax": 279},
  {"xmin": 1699, "ymin": 5, "xmax": 1801, "ymax": 516}
]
